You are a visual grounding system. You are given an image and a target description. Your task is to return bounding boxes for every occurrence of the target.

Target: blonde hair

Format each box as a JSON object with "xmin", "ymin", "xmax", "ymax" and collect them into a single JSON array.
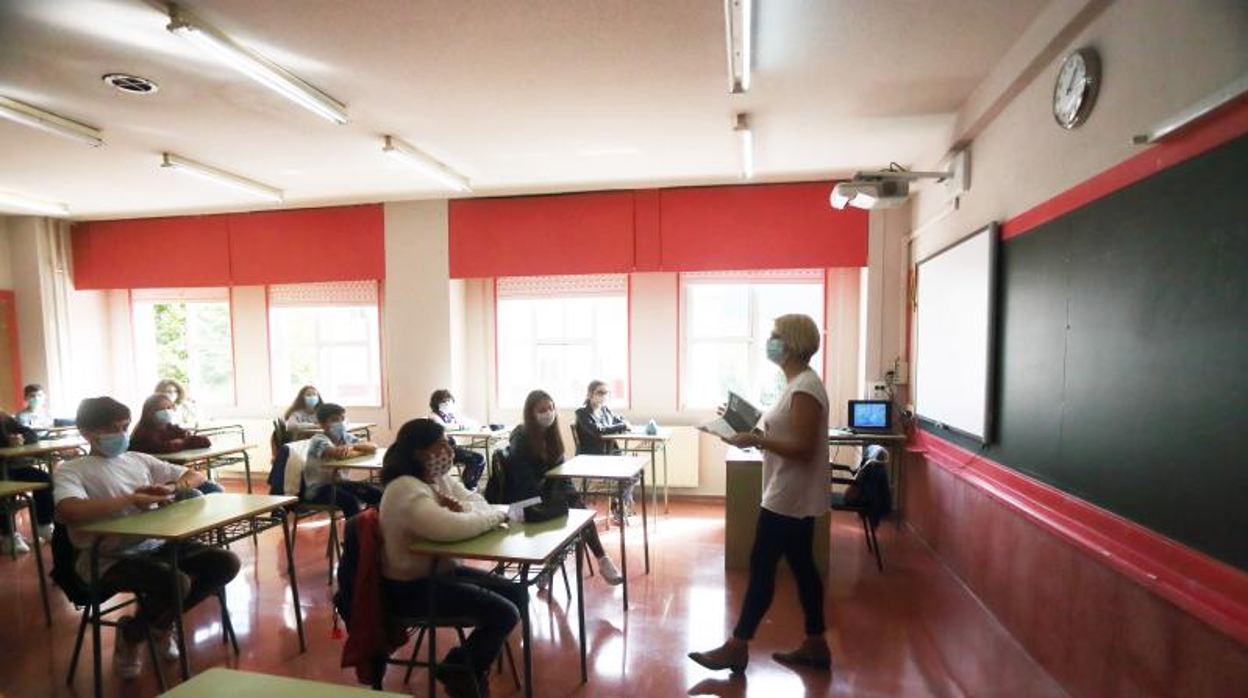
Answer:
[{"xmin": 773, "ymin": 314, "xmax": 821, "ymax": 364}]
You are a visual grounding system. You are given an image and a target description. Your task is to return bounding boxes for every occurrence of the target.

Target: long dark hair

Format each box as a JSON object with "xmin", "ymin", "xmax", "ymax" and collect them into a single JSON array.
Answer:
[
  {"xmin": 381, "ymin": 418, "xmax": 445, "ymax": 486},
  {"xmin": 522, "ymin": 389, "xmax": 563, "ymax": 464},
  {"xmin": 283, "ymin": 385, "xmax": 321, "ymax": 420},
  {"xmin": 584, "ymin": 379, "xmax": 607, "ymax": 407},
  {"xmin": 154, "ymin": 378, "xmax": 188, "ymax": 405},
  {"xmin": 132, "ymin": 394, "xmax": 173, "ymax": 436}
]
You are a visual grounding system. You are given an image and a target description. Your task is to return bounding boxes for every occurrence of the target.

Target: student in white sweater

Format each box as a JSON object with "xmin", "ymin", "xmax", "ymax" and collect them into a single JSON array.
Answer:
[{"xmin": 378, "ymin": 418, "xmax": 521, "ymax": 698}]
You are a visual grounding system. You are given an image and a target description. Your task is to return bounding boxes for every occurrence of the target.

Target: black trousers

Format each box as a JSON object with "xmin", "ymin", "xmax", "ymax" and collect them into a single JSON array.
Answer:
[
  {"xmin": 100, "ymin": 541, "xmax": 241, "ymax": 642},
  {"xmin": 305, "ymin": 480, "xmax": 382, "ymax": 518},
  {"xmin": 453, "ymin": 447, "xmax": 485, "ymax": 490},
  {"xmin": 733, "ymin": 507, "xmax": 826, "ymax": 640},
  {"xmin": 382, "ymin": 567, "xmax": 523, "ymax": 675},
  {"xmin": 0, "ymin": 466, "xmax": 53, "ymax": 533}
]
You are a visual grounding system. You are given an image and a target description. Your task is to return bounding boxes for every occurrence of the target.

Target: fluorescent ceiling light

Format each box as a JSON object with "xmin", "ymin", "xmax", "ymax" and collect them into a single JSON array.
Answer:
[
  {"xmin": 166, "ymin": 5, "xmax": 349, "ymax": 125},
  {"xmin": 0, "ymin": 95, "xmax": 104, "ymax": 147},
  {"xmin": 383, "ymin": 136, "xmax": 471, "ymax": 192},
  {"xmin": 733, "ymin": 113, "xmax": 753, "ymax": 179},
  {"xmin": 0, "ymin": 189, "xmax": 70, "ymax": 217},
  {"xmin": 161, "ymin": 153, "xmax": 284, "ymax": 202},
  {"xmin": 724, "ymin": 0, "xmax": 752, "ymax": 93}
]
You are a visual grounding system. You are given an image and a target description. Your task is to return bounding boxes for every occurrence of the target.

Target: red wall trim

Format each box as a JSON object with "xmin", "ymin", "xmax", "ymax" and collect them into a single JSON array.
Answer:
[
  {"xmin": 912, "ymin": 429, "xmax": 1248, "ymax": 646},
  {"xmin": 1002, "ymin": 94, "xmax": 1248, "ymax": 240}
]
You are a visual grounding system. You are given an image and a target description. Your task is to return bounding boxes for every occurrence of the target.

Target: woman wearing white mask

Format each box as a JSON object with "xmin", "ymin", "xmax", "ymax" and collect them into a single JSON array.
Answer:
[
  {"xmin": 379, "ymin": 418, "xmax": 520, "ymax": 698},
  {"xmin": 506, "ymin": 389, "xmax": 623, "ymax": 585},
  {"xmin": 689, "ymin": 314, "xmax": 832, "ymax": 674},
  {"xmin": 428, "ymin": 389, "xmax": 486, "ymax": 490},
  {"xmin": 282, "ymin": 385, "xmax": 323, "ymax": 431}
]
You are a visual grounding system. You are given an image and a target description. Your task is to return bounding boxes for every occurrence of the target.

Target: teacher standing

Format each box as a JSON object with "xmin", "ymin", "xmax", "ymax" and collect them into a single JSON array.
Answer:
[{"xmin": 688, "ymin": 313, "xmax": 832, "ymax": 673}]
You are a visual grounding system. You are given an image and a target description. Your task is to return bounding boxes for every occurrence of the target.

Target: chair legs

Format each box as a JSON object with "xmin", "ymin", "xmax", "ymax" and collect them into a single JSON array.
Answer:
[
  {"xmin": 401, "ymin": 624, "xmax": 520, "ymax": 692},
  {"xmin": 860, "ymin": 514, "xmax": 884, "ymax": 572},
  {"xmin": 67, "ymin": 606, "xmax": 90, "ymax": 686}
]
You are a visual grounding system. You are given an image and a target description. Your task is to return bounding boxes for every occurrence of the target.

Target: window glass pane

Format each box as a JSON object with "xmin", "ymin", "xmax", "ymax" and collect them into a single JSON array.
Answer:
[
  {"xmin": 133, "ymin": 299, "xmax": 234, "ymax": 406},
  {"xmin": 270, "ymin": 303, "xmax": 381, "ymax": 406},
  {"xmin": 686, "ymin": 341, "xmax": 749, "ymax": 408},
  {"xmin": 533, "ymin": 298, "xmax": 564, "ymax": 340},
  {"xmin": 688, "ymin": 284, "xmax": 749, "ymax": 338}
]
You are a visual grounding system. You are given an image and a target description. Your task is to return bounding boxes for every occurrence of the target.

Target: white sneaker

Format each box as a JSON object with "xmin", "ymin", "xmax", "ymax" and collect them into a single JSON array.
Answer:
[
  {"xmin": 597, "ymin": 556, "xmax": 624, "ymax": 586},
  {"xmin": 1, "ymin": 533, "xmax": 30, "ymax": 555},
  {"xmin": 37, "ymin": 523, "xmax": 53, "ymax": 542},
  {"xmin": 113, "ymin": 619, "xmax": 143, "ymax": 680},
  {"xmin": 152, "ymin": 626, "xmax": 180, "ymax": 661}
]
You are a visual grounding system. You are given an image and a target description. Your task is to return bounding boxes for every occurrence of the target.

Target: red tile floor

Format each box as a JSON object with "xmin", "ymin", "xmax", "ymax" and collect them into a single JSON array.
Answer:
[{"xmin": 0, "ymin": 483, "xmax": 1067, "ymax": 697}]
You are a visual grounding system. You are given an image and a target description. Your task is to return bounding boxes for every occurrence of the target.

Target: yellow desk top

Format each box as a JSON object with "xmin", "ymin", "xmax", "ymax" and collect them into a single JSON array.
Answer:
[
  {"xmin": 159, "ymin": 668, "xmax": 407, "ymax": 698},
  {"xmin": 160, "ymin": 442, "xmax": 257, "ymax": 464},
  {"xmin": 321, "ymin": 447, "xmax": 387, "ymax": 471},
  {"xmin": 0, "ymin": 480, "xmax": 49, "ymax": 497},
  {"xmin": 0, "ymin": 437, "xmax": 88, "ymax": 459},
  {"xmin": 545, "ymin": 454, "xmax": 646, "ymax": 481},
  {"xmin": 602, "ymin": 427, "xmax": 674, "ymax": 442},
  {"xmin": 409, "ymin": 507, "xmax": 595, "ymax": 565}
]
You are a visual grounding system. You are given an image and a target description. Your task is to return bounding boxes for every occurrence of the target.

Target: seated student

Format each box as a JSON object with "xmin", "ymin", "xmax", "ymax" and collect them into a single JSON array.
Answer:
[
  {"xmin": 153, "ymin": 378, "xmax": 198, "ymax": 427},
  {"xmin": 0, "ymin": 410, "xmax": 54, "ymax": 554},
  {"xmin": 573, "ymin": 380, "xmax": 637, "ymax": 522},
  {"xmin": 506, "ymin": 390, "xmax": 623, "ymax": 585},
  {"xmin": 283, "ymin": 385, "xmax": 323, "ymax": 432},
  {"xmin": 428, "ymin": 389, "xmax": 486, "ymax": 490},
  {"xmin": 129, "ymin": 394, "xmax": 223, "ymax": 495},
  {"xmin": 303, "ymin": 403, "xmax": 381, "ymax": 518},
  {"xmin": 379, "ymin": 418, "xmax": 519, "ymax": 698},
  {"xmin": 52, "ymin": 397, "xmax": 241, "ymax": 680},
  {"xmin": 15, "ymin": 383, "xmax": 54, "ymax": 431}
]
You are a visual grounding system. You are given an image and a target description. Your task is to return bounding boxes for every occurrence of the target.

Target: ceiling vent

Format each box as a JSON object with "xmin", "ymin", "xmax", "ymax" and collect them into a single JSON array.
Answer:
[{"xmin": 102, "ymin": 73, "xmax": 159, "ymax": 95}]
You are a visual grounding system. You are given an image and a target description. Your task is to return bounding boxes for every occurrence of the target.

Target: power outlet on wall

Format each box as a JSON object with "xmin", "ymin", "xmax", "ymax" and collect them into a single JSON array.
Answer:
[{"xmin": 868, "ymin": 381, "xmax": 890, "ymax": 399}]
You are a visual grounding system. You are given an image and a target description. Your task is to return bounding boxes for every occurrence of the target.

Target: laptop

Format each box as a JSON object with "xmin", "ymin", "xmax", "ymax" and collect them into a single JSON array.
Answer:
[{"xmin": 847, "ymin": 400, "xmax": 891, "ymax": 433}]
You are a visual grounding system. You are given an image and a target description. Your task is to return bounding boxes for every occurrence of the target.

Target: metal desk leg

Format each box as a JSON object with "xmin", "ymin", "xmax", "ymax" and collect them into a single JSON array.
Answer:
[
  {"xmin": 26, "ymin": 495, "xmax": 51, "ymax": 626},
  {"xmin": 648, "ymin": 443, "xmax": 659, "ymax": 527},
  {"xmin": 243, "ymin": 451, "xmax": 253, "ymax": 494},
  {"xmin": 89, "ymin": 541, "xmax": 102, "ymax": 698},
  {"xmin": 281, "ymin": 512, "xmax": 307, "ymax": 652},
  {"xmin": 427, "ymin": 558, "xmax": 439, "ymax": 698},
  {"xmin": 661, "ymin": 442, "xmax": 670, "ymax": 514},
  {"xmin": 618, "ymin": 480, "xmax": 629, "ymax": 612},
  {"xmin": 520, "ymin": 562, "xmax": 533, "ymax": 698},
  {"xmin": 170, "ymin": 544, "xmax": 191, "ymax": 679},
  {"xmin": 575, "ymin": 534, "xmax": 587, "ymax": 683},
  {"xmin": 640, "ymin": 470, "xmax": 650, "ymax": 575}
]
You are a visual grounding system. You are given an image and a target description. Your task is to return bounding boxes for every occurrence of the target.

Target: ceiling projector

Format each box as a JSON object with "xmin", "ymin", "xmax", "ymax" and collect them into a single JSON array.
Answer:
[{"xmin": 830, "ymin": 179, "xmax": 910, "ymax": 210}]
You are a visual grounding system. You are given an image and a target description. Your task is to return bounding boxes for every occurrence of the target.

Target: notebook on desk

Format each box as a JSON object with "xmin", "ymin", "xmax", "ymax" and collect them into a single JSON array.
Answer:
[{"xmin": 698, "ymin": 391, "xmax": 762, "ymax": 439}]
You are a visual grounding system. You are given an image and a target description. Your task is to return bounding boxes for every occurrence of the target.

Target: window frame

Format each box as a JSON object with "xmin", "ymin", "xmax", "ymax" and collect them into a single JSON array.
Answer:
[
  {"xmin": 678, "ymin": 270, "xmax": 828, "ymax": 412},
  {"xmin": 128, "ymin": 288, "xmax": 238, "ymax": 408},
  {"xmin": 265, "ymin": 281, "xmax": 385, "ymax": 409},
  {"xmin": 492, "ymin": 275, "xmax": 632, "ymax": 410}
]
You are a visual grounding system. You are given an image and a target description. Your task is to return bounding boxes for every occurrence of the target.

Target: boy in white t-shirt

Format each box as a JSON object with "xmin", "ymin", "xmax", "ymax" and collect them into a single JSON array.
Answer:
[{"xmin": 53, "ymin": 397, "xmax": 241, "ymax": 681}]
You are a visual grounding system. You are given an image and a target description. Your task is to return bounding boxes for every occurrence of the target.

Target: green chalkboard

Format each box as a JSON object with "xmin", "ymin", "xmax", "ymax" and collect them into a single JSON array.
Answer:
[{"xmin": 926, "ymin": 133, "xmax": 1248, "ymax": 571}]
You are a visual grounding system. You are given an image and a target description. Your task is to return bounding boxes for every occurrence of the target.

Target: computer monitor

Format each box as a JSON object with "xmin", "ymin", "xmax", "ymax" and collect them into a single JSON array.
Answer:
[{"xmin": 848, "ymin": 400, "xmax": 892, "ymax": 432}]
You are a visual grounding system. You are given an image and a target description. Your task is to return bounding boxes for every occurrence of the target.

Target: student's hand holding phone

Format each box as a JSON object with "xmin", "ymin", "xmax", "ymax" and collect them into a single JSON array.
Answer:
[{"xmin": 130, "ymin": 485, "xmax": 175, "ymax": 508}]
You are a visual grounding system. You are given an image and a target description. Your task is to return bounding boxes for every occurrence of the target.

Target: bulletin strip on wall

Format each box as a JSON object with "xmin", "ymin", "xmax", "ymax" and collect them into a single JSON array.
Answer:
[{"xmin": 71, "ymin": 204, "xmax": 385, "ymax": 290}]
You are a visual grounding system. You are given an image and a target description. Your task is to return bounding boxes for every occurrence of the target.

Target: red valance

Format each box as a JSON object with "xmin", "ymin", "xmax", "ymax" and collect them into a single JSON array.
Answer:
[{"xmin": 72, "ymin": 204, "xmax": 384, "ymax": 290}]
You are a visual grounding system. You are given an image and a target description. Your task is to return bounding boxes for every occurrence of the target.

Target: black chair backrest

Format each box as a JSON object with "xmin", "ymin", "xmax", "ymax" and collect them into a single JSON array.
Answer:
[
  {"xmin": 50, "ymin": 524, "xmax": 94, "ymax": 606},
  {"xmin": 483, "ymin": 447, "xmax": 510, "ymax": 505},
  {"xmin": 333, "ymin": 513, "xmax": 362, "ymax": 624}
]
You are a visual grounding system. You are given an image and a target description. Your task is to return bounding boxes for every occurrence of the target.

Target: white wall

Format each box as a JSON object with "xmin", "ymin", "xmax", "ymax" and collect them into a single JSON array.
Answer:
[{"xmin": 910, "ymin": 0, "xmax": 1248, "ymax": 262}]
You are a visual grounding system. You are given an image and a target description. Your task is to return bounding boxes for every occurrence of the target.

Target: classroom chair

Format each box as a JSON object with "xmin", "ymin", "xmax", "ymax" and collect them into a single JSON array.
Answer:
[
  {"xmin": 269, "ymin": 441, "xmax": 344, "ymax": 586},
  {"xmin": 830, "ymin": 445, "xmax": 893, "ymax": 572}
]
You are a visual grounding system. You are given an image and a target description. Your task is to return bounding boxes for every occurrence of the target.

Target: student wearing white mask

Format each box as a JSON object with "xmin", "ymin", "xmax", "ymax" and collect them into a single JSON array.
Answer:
[
  {"xmin": 303, "ymin": 402, "xmax": 380, "ymax": 518},
  {"xmin": 428, "ymin": 389, "xmax": 486, "ymax": 490},
  {"xmin": 573, "ymin": 379, "xmax": 637, "ymax": 523},
  {"xmin": 378, "ymin": 418, "xmax": 519, "ymax": 698},
  {"xmin": 282, "ymin": 385, "xmax": 323, "ymax": 431},
  {"xmin": 130, "ymin": 394, "xmax": 223, "ymax": 495},
  {"xmin": 152, "ymin": 378, "xmax": 198, "ymax": 427},
  {"xmin": 505, "ymin": 389, "xmax": 623, "ymax": 585}
]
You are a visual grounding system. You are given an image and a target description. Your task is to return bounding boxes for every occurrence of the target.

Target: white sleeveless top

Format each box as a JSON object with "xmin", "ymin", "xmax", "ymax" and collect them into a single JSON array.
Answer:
[{"xmin": 760, "ymin": 368, "xmax": 830, "ymax": 519}]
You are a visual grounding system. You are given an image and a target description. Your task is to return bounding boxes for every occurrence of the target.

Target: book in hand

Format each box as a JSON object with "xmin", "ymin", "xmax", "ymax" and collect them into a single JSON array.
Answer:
[{"xmin": 698, "ymin": 391, "xmax": 762, "ymax": 439}]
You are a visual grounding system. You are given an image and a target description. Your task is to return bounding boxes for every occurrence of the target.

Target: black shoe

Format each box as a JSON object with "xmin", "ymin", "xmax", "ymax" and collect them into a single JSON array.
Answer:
[{"xmin": 436, "ymin": 649, "xmax": 487, "ymax": 698}]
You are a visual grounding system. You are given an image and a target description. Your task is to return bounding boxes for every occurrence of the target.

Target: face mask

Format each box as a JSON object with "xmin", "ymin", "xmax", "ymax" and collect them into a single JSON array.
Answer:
[
  {"xmin": 328, "ymin": 422, "xmax": 347, "ymax": 440},
  {"xmin": 97, "ymin": 432, "xmax": 129, "ymax": 457},
  {"xmin": 163, "ymin": 392, "xmax": 179, "ymax": 403},
  {"xmin": 766, "ymin": 337, "xmax": 787, "ymax": 365},
  {"xmin": 28, "ymin": 395, "xmax": 43, "ymax": 409},
  {"xmin": 154, "ymin": 409, "xmax": 175, "ymax": 425},
  {"xmin": 536, "ymin": 410, "xmax": 556, "ymax": 428},
  {"xmin": 426, "ymin": 449, "xmax": 454, "ymax": 480},
  {"xmin": 303, "ymin": 395, "xmax": 319, "ymax": 409},
  {"xmin": 438, "ymin": 402, "xmax": 454, "ymax": 414}
]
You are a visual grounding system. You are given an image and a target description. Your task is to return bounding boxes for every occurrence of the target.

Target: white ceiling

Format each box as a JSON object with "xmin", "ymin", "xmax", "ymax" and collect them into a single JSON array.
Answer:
[{"xmin": 0, "ymin": 0, "xmax": 1049, "ymax": 220}]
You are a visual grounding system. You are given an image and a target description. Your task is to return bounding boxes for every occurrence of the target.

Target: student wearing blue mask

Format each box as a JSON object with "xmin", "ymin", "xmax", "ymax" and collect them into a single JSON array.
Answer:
[
  {"xmin": 283, "ymin": 385, "xmax": 323, "ymax": 431},
  {"xmin": 303, "ymin": 402, "xmax": 380, "ymax": 517},
  {"xmin": 130, "ymin": 394, "xmax": 223, "ymax": 495},
  {"xmin": 53, "ymin": 396, "xmax": 240, "ymax": 680},
  {"xmin": 15, "ymin": 383, "xmax": 54, "ymax": 430}
]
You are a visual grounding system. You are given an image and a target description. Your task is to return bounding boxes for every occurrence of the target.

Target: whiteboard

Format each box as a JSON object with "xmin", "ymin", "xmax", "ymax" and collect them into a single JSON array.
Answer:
[{"xmin": 914, "ymin": 224, "xmax": 997, "ymax": 441}]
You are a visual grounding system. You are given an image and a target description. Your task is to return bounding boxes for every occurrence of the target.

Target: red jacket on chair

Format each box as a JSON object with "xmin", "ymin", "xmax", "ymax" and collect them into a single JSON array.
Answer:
[{"xmin": 339, "ymin": 509, "xmax": 406, "ymax": 685}]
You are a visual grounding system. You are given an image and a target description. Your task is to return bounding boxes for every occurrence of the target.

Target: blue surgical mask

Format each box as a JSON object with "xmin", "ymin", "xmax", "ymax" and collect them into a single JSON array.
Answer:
[
  {"xmin": 98, "ymin": 432, "xmax": 129, "ymax": 457},
  {"xmin": 328, "ymin": 422, "xmax": 347, "ymax": 440},
  {"xmin": 304, "ymin": 395, "xmax": 319, "ymax": 409},
  {"xmin": 766, "ymin": 337, "xmax": 787, "ymax": 364},
  {"xmin": 154, "ymin": 409, "xmax": 175, "ymax": 425},
  {"xmin": 28, "ymin": 395, "xmax": 43, "ymax": 409}
]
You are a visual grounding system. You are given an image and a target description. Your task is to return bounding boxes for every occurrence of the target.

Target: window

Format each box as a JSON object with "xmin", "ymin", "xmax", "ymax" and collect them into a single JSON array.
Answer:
[
  {"xmin": 132, "ymin": 288, "xmax": 235, "ymax": 405},
  {"xmin": 496, "ymin": 275, "xmax": 629, "ymax": 408},
  {"xmin": 268, "ymin": 281, "xmax": 382, "ymax": 407},
  {"xmin": 681, "ymin": 270, "xmax": 825, "ymax": 410}
]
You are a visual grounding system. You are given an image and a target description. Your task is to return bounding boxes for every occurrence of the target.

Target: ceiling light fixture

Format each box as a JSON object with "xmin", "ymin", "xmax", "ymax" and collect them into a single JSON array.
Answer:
[
  {"xmin": 382, "ymin": 136, "xmax": 471, "ymax": 192},
  {"xmin": 724, "ymin": 0, "xmax": 752, "ymax": 93},
  {"xmin": 733, "ymin": 113, "xmax": 753, "ymax": 179},
  {"xmin": 166, "ymin": 5, "xmax": 349, "ymax": 125},
  {"xmin": 161, "ymin": 153, "xmax": 284, "ymax": 202},
  {"xmin": 0, "ymin": 189, "xmax": 70, "ymax": 217},
  {"xmin": 0, "ymin": 95, "xmax": 104, "ymax": 147}
]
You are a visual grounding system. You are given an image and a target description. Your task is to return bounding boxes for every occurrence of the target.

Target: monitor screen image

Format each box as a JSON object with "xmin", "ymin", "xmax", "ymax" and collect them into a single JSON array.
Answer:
[{"xmin": 849, "ymin": 400, "xmax": 890, "ymax": 430}]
